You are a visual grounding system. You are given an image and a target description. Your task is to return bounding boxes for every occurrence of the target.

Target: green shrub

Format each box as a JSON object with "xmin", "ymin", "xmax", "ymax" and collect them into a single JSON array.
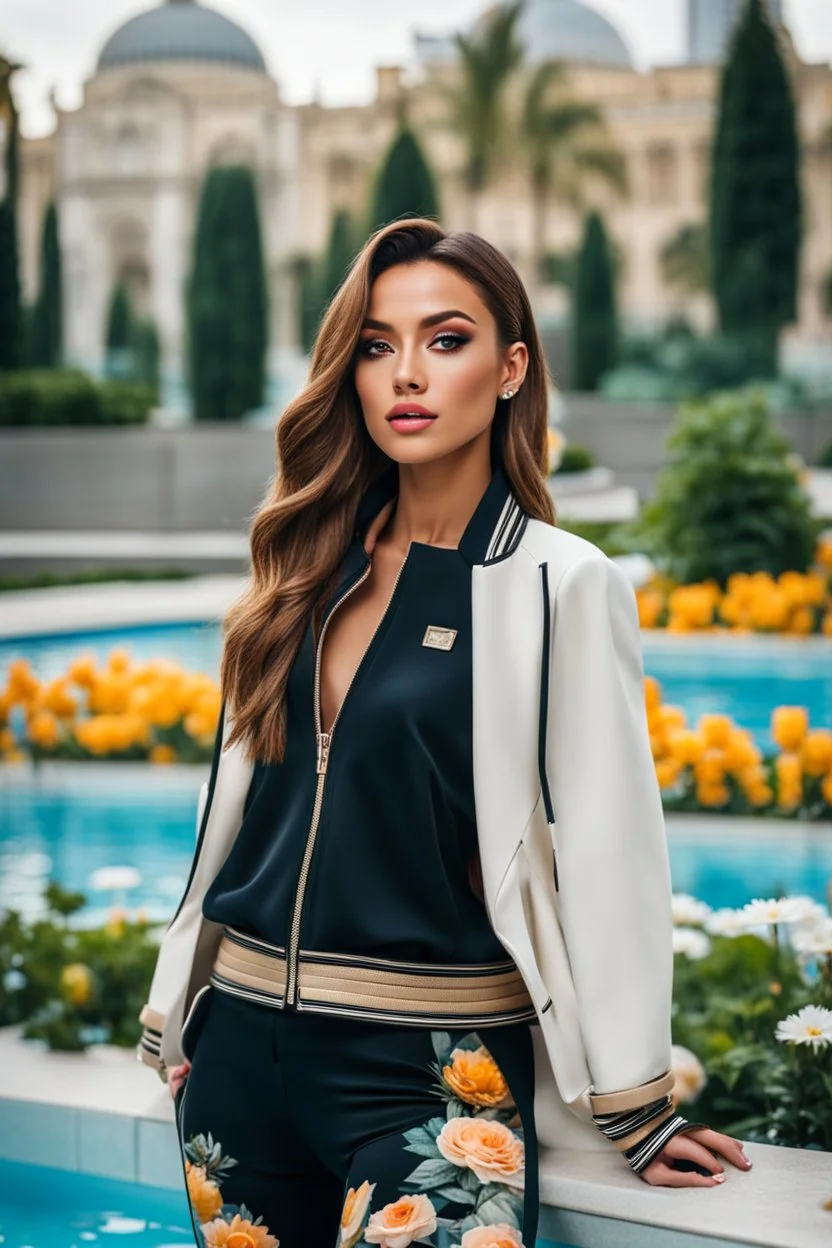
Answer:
[
  {"xmin": 817, "ymin": 438, "xmax": 832, "ymax": 469},
  {"xmin": 0, "ymin": 881, "xmax": 161, "ymax": 1050},
  {"xmin": 620, "ymin": 389, "xmax": 819, "ymax": 585},
  {"xmin": 556, "ymin": 444, "xmax": 595, "ymax": 474},
  {"xmin": 0, "ymin": 369, "xmax": 153, "ymax": 426}
]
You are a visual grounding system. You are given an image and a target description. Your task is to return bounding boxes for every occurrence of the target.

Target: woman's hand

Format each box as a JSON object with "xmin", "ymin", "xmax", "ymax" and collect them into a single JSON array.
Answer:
[
  {"xmin": 168, "ymin": 1059, "xmax": 191, "ymax": 1100},
  {"xmin": 640, "ymin": 1127, "xmax": 752, "ymax": 1187}
]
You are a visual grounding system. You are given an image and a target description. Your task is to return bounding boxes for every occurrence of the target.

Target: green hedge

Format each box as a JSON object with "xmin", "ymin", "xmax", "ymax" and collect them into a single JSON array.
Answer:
[
  {"xmin": 556, "ymin": 444, "xmax": 595, "ymax": 474},
  {"xmin": 0, "ymin": 369, "xmax": 154, "ymax": 427}
]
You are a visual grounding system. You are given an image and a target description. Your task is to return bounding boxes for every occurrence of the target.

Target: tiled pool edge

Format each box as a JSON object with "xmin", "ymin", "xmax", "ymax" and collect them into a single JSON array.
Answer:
[{"xmin": 0, "ymin": 1027, "xmax": 829, "ymax": 1248}]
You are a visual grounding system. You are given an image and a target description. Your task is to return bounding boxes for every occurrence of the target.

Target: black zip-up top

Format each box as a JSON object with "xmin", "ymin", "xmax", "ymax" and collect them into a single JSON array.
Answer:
[{"xmin": 202, "ymin": 462, "xmax": 530, "ymax": 1017}]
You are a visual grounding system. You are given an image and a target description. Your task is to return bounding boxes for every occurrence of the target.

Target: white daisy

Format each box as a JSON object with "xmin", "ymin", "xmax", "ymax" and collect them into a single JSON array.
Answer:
[
  {"xmin": 775, "ymin": 1005, "xmax": 832, "ymax": 1051},
  {"xmin": 672, "ymin": 894, "xmax": 712, "ymax": 927},
  {"xmin": 673, "ymin": 927, "xmax": 711, "ymax": 960},
  {"xmin": 791, "ymin": 920, "xmax": 832, "ymax": 958},
  {"xmin": 737, "ymin": 897, "xmax": 815, "ymax": 928},
  {"xmin": 705, "ymin": 908, "xmax": 748, "ymax": 938}
]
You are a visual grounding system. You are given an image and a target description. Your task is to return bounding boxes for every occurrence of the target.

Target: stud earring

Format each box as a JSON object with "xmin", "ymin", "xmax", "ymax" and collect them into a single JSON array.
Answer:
[{"xmin": 500, "ymin": 387, "xmax": 516, "ymax": 400}]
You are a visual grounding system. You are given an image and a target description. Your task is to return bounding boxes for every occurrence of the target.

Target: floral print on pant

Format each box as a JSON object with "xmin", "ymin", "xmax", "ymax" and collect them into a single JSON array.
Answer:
[{"xmin": 175, "ymin": 986, "xmax": 537, "ymax": 1248}]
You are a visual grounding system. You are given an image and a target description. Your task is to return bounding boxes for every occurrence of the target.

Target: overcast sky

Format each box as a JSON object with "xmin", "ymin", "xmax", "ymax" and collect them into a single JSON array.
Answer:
[{"xmin": 7, "ymin": 0, "xmax": 832, "ymax": 138}]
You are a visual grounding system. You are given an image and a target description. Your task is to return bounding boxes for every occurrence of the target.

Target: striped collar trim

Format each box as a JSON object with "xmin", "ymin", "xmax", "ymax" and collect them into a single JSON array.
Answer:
[{"xmin": 354, "ymin": 461, "xmax": 526, "ymax": 568}]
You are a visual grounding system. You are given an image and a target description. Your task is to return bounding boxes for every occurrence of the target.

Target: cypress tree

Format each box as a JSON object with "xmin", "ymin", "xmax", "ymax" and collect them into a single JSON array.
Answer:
[
  {"xmin": 572, "ymin": 211, "xmax": 618, "ymax": 391},
  {"xmin": 187, "ymin": 165, "xmax": 269, "ymax": 421},
  {"xmin": 29, "ymin": 201, "xmax": 63, "ymax": 367},
  {"xmin": 0, "ymin": 57, "xmax": 22, "ymax": 372},
  {"xmin": 368, "ymin": 127, "xmax": 440, "ymax": 234},
  {"xmin": 104, "ymin": 281, "xmax": 133, "ymax": 379},
  {"xmin": 323, "ymin": 209, "xmax": 357, "ymax": 304},
  {"xmin": 132, "ymin": 317, "xmax": 161, "ymax": 398},
  {"xmin": 106, "ymin": 282, "xmax": 132, "ymax": 351},
  {"xmin": 709, "ymin": 0, "xmax": 801, "ymax": 376}
]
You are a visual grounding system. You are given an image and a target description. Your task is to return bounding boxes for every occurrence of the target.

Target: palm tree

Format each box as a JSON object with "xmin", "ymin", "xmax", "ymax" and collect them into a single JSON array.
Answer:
[
  {"xmin": 522, "ymin": 60, "xmax": 628, "ymax": 302},
  {"xmin": 437, "ymin": 2, "xmax": 525, "ymax": 229}
]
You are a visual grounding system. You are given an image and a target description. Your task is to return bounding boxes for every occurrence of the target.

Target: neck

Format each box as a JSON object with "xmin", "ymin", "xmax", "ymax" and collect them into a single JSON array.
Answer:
[{"xmin": 383, "ymin": 438, "xmax": 493, "ymax": 551}]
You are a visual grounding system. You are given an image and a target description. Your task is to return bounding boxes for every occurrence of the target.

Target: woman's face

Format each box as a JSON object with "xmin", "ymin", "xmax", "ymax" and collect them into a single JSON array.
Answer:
[{"xmin": 353, "ymin": 259, "xmax": 527, "ymax": 466}]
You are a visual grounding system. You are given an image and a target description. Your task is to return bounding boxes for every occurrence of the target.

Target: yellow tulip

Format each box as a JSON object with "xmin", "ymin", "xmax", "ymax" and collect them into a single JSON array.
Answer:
[
  {"xmin": 694, "ymin": 749, "xmax": 726, "ymax": 786},
  {"xmin": 771, "ymin": 707, "xmax": 809, "ymax": 753},
  {"xmin": 0, "ymin": 726, "xmax": 16, "ymax": 751},
  {"xmin": 655, "ymin": 758, "xmax": 682, "ymax": 790},
  {"xmin": 667, "ymin": 729, "xmax": 705, "ymax": 766},
  {"xmin": 802, "ymin": 730, "xmax": 832, "ymax": 777},
  {"xmin": 27, "ymin": 710, "xmax": 61, "ymax": 749},
  {"xmin": 658, "ymin": 704, "xmax": 687, "ymax": 732},
  {"xmin": 695, "ymin": 780, "xmax": 730, "ymax": 808},
  {"xmin": 787, "ymin": 606, "xmax": 816, "ymax": 635},
  {"xmin": 150, "ymin": 744, "xmax": 178, "ymax": 764},
  {"xmin": 699, "ymin": 714, "xmax": 734, "ymax": 749},
  {"xmin": 67, "ymin": 654, "xmax": 99, "ymax": 688},
  {"xmin": 775, "ymin": 753, "xmax": 803, "ymax": 810},
  {"xmin": 643, "ymin": 676, "xmax": 662, "ymax": 711}
]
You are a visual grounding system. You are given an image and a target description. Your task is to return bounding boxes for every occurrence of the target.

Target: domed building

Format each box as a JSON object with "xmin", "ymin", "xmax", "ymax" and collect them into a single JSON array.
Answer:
[
  {"xmin": 418, "ymin": 0, "xmax": 633, "ymax": 69},
  {"xmin": 35, "ymin": 0, "xmax": 298, "ymax": 396},
  {"xmin": 514, "ymin": 0, "xmax": 633, "ymax": 67}
]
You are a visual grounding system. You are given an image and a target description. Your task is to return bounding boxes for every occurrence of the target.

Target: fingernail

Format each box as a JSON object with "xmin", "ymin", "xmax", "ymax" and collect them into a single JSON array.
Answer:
[
  {"xmin": 740, "ymin": 1152, "xmax": 752, "ymax": 1167},
  {"xmin": 713, "ymin": 1173, "xmax": 726, "ymax": 1183}
]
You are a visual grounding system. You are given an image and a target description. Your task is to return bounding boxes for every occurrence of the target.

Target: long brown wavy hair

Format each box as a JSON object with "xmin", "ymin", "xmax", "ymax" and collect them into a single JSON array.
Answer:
[{"xmin": 220, "ymin": 217, "xmax": 557, "ymax": 764}]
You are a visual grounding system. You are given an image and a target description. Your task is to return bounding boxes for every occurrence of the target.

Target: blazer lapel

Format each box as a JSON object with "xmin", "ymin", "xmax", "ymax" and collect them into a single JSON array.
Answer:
[{"xmin": 471, "ymin": 553, "xmax": 542, "ymax": 905}]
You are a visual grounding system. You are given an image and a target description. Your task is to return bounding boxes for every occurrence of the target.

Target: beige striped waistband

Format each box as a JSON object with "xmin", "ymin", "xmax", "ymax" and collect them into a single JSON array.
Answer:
[{"xmin": 210, "ymin": 926, "xmax": 537, "ymax": 1027}]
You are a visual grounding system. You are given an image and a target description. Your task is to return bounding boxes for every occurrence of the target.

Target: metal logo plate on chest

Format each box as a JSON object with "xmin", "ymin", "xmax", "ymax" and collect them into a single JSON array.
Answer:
[{"xmin": 422, "ymin": 625, "xmax": 458, "ymax": 651}]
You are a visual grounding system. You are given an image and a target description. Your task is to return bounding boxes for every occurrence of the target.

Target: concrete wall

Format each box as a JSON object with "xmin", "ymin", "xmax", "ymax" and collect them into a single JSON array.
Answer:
[
  {"xmin": 562, "ymin": 397, "xmax": 832, "ymax": 500},
  {"xmin": 1, "ymin": 402, "xmax": 830, "ymax": 536}
]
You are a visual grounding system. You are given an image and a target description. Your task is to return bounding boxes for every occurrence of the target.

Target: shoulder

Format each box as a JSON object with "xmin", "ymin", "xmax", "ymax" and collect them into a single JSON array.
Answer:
[
  {"xmin": 518, "ymin": 517, "xmax": 637, "ymax": 610},
  {"xmin": 519, "ymin": 516, "xmax": 609, "ymax": 580}
]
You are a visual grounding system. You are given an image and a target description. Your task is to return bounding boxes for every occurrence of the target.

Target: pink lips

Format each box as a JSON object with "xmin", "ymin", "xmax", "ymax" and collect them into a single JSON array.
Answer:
[
  {"xmin": 385, "ymin": 403, "xmax": 438, "ymax": 434},
  {"xmin": 388, "ymin": 416, "xmax": 436, "ymax": 433}
]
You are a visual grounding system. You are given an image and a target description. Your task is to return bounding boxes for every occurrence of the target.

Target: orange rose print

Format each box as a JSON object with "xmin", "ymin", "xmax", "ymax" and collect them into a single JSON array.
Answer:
[
  {"xmin": 459, "ymin": 1224, "xmax": 524, "ymax": 1248},
  {"xmin": 340, "ymin": 1178, "xmax": 376, "ymax": 1246},
  {"xmin": 443, "ymin": 1045, "xmax": 511, "ymax": 1108},
  {"xmin": 185, "ymin": 1161, "xmax": 223, "ymax": 1222},
  {"xmin": 363, "ymin": 1193, "xmax": 438, "ymax": 1248},
  {"xmin": 199, "ymin": 1211, "xmax": 279, "ymax": 1248},
  {"xmin": 436, "ymin": 1117, "xmax": 525, "ymax": 1184}
]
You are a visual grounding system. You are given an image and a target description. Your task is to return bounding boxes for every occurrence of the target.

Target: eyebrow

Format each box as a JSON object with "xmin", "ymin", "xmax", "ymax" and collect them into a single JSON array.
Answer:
[{"xmin": 360, "ymin": 309, "xmax": 478, "ymax": 332}]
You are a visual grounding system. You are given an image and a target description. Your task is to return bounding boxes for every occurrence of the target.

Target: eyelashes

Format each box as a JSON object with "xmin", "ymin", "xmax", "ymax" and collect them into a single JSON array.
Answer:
[{"xmin": 357, "ymin": 332, "xmax": 471, "ymax": 357}]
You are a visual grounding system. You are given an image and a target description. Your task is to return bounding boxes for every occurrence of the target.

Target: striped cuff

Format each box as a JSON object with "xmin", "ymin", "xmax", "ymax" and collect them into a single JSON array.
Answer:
[
  {"xmin": 593, "ymin": 1093, "xmax": 705, "ymax": 1173},
  {"xmin": 137, "ymin": 1004, "xmax": 168, "ymax": 1083}
]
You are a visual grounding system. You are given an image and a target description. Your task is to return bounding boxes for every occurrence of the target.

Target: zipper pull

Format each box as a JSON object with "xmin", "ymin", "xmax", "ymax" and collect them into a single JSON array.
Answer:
[{"xmin": 316, "ymin": 732, "xmax": 331, "ymax": 775}]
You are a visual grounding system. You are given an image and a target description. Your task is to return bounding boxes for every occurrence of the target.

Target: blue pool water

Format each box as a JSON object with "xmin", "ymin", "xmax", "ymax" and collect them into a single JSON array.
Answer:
[
  {"xmin": 2, "ymin": 776, "xmax": 831, "ymax": 925},
  {"xmin": 1, "ymin": 622, "xmax": 829, "ymax": 752},
  {"xmin": 0, "ymin": 1160, "xmax": 193, "ymax": 1248},
  {"xmin": 0, "ymin": 1160, "xmax": 571, "ymax": 1248}
]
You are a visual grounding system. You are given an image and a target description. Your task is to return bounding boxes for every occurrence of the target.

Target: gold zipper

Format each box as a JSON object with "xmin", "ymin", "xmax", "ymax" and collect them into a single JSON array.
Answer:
[{"xmin": 284, "ymin": 548, "xmax": 410, "ymax": 1006}]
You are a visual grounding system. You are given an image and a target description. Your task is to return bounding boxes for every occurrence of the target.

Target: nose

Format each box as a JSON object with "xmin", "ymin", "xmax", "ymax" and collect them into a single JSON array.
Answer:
[{"xmin": 393, "ymin": 351, "xmax": 427, "ymax": 395}]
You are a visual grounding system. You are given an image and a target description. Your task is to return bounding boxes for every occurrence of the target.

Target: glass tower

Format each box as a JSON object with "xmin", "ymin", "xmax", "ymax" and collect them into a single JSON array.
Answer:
[{"xmin": 687, "ymin": 0, "xmax": 783, "ymax": 64}]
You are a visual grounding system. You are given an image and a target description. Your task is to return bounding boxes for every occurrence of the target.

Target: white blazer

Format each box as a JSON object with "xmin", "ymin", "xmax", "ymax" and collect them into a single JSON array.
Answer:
[{"xmin": 137, "ymin": 472, "xmax": 674, "ymax": 1154}]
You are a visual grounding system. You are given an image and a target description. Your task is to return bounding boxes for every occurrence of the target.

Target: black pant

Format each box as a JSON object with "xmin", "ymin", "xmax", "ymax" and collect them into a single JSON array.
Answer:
[{"xmin": 174, "ymin": 985, "xmax": 539, "ymax": 1247}]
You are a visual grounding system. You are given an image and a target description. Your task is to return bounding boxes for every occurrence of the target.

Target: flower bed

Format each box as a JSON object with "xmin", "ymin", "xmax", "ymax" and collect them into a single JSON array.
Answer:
[
  {"xmin": 648, "ymin": 677, "xmax": 832, "ymax": 820},
  {"xmin": 3, "ymin": 879, "xmax": 830, "ymax": 1157},
  {"xmin": 637, "ymin": 539, "xmax": 832, "ymax": 634},
  {"xmin": 0, "ymin": 650, "xmax": 219, "ymax": 764},
  {"xmin": 670, "ymin": 892, "xmax": 832, "ymax": 1151},
  {"xmin": 2, "ymin": 654, "xmax": 831, "ymax": 820}
]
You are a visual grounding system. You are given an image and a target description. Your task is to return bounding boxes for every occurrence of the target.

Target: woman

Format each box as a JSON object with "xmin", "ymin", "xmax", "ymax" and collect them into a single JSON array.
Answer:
[{"xmin": 138, "ymin": 219, "xmax": 751, "ymax": 1248}]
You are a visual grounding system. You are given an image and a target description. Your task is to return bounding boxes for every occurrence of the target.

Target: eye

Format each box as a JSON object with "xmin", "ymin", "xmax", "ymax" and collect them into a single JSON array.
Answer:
[
  {"xmin": 432, "ymin": 332, "xmax": 469, "ymax": 352},
  {"xmin": 357, "ymin": 338, "xmax": 391, "ymax": 357}
]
